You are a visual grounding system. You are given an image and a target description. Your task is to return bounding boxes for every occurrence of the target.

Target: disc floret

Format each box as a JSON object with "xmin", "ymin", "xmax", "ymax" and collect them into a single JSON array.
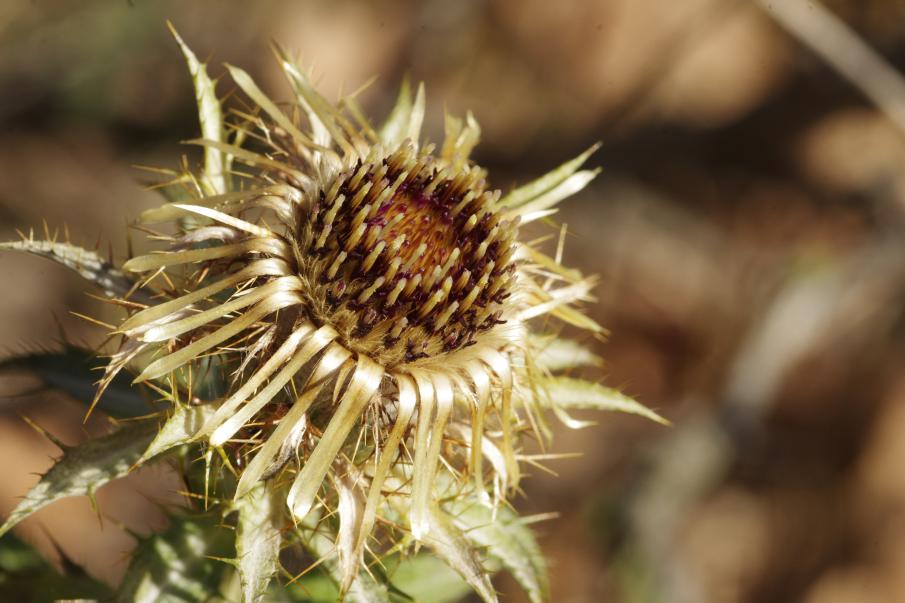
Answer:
[{"xmin": 297, "ymin": 142, "xmax": 519, "ymax": 365}]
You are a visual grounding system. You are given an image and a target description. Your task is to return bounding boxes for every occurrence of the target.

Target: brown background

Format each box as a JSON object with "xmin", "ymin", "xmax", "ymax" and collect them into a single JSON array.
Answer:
[{"xmin": 1, "ymin": 1, "xmax": 904, "ymax": 602}]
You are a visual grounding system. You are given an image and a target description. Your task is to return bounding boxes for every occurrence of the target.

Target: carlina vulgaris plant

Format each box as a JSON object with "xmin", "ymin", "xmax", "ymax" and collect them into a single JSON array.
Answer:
[{"xmin": 0, "ymin": 25, "xmax": 667, "ymax": 603}]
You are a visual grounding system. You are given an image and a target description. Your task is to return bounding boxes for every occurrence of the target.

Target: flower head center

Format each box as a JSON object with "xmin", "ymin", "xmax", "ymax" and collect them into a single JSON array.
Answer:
[
  {"xmin": 297, "ymin": 144, "xmax": 520, "ymax": 362},
  {"xmin": 379, "ymin": 189, "xmax": 456, "ymax": 275}
]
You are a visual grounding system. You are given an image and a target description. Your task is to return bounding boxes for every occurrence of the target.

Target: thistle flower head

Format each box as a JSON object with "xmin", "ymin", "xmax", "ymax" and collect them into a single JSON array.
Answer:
[
  {"xmin": 298, "ymin": 140, "xmax": 519, "ymax": 365},
  {"xmin": 0, "ymin": 29, "xmax": 665, "ymax": 603},
  {"xmin": 111, "ymin": 38, "xmax": 609, "ymax": 596}
]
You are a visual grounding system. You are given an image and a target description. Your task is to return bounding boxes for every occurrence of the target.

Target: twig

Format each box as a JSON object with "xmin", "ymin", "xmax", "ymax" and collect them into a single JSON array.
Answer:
[{"xmin": 756, "ymin": 0, "xmax": 905, "ymax": 136}]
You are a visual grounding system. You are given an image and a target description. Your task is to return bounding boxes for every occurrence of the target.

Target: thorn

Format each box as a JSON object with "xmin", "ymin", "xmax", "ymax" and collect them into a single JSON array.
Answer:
[
  {"xmin": 87, "ymin": 486, "xmax": 102, "ymax": 529},
  {"xmin": 69, "ymin": 311, "xmax": 117, "ymax": 330},
  {"xmin": 19, "ymin": 415, "xmax": 69, "ymax": 451},
  {"xmin": 50, "ymin": 312, "xmax": 71, "ymax": 347}
]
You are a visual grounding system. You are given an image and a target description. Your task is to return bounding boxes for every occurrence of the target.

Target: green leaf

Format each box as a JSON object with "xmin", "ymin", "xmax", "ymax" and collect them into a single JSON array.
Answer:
[
  {"xmin": 0, "ymin": 532, "xmax": 111, "ymax": 601},
  {"xmin": 538, "ymin": 377, "xmax": 669, "ymax": 425},
  {"xmin": 294, "ymin": 516, "xmax": 391, "ymax": 603},
  {"xmin": 169, "ymin": 22, "xmax": 227, "ymax": 196},
  {"xmin": 0, "ymin": 239, "xmax": 141, "ymax": 300},
  {"xmin": 0, "ymin": 421, "xmax": 156, "ymax": 537},
  {"xmin": 453, "ymin": 505, "xmax": 548, "ymax": 603},
  {"xmin": 284, "ymin": 570, "xmax": 345, "ymax": 603},
  {"xmin": 115, "ymin": 512, "xmax": 234, "ymax": 603},
  {"xmin": 235, "ymin": 483, "xmax": 282, "ymax": 603},
  {"xmin": 422, "ymin": 506, "xmax": 497, "ymax": 603},
  {"xmin": 531, "ymin": 336, "xmax": 601, "ymax": 373},
  {"xmin": 0, "ymin": 346, "xmax": 153, "ymax": 418},
  {"xmin": 499, "ymin": 144, "xmax": 599, "ymax": 209},
  {"xmin": 137, "ymin": 403, "xmax": 217, "ymax": 464},
  {"xmin": 389, "ymin": 554, "xmax": 473, "ymax": 603}
]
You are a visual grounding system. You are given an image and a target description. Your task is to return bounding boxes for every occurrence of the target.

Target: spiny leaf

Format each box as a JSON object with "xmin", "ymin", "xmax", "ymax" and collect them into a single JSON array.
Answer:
[
  {"xmin": 0, "ymin": 421, "xmax": 156, "ymax": 537},
  {"xmin": 137, "ymin": 403, "xmax": 217, "ymax": 464},
  {"xmin": 115, "ymin": 512, "xmax": 234, "ymax": 603},
  {"xmin": 531, "ymin": 336, "xmax": 602, "ymax": 373},
  {"xmin": 294, "ymin": 516, "xmax": 390, "ymax": 603},
  {"xmin": 538, "ymin": 377, "xmax": 669, "ymax": 425},
  {"xmin": 499, "ymin": 144, "xmax": 600, "ymax": 209},
  {"xmin": 423, "ymin": 505, "xmax": 498, "ymax": 603},
  {"xmin": 235, "ymin": 483, "xmax": 282, "ymax": 603},
  {"xmin": 453, "ymin": 505, "xmax": 548, "ymax": 603},
  {"xmin": 0, "ymin": 346, "xmax": 152, "ymax": 418},
  {"xmin": 169, "ymin": 22, "xmax": 227, "ymax": 196},
  {"xmin": 0, "ymin": 239, "xmax": 141, "ymax": 300}
]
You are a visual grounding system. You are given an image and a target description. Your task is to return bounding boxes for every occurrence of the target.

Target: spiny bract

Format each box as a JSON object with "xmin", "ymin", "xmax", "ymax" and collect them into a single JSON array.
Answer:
[{"xmin": 0, "ymin": 28, "xmax": 665, "ymax": 603}]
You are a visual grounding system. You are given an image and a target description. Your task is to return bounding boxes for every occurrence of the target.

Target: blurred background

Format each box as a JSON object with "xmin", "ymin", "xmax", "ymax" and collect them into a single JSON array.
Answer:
[{"xmin": 1, "ymin": 1, "xmax": 904, "ymax": 602}]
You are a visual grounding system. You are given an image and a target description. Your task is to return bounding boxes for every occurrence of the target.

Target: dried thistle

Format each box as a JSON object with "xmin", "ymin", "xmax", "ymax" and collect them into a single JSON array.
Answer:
[{"xmin": 0, "ymin": 27, "xmax": 665, "ymax": 603}]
